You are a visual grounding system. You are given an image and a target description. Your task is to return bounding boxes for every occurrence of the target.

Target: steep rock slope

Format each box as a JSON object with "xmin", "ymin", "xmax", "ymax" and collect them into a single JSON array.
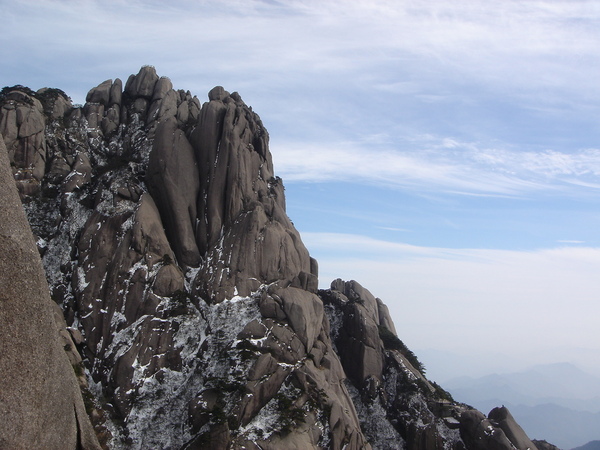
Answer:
[
  {"xmin": 1, "ymin": 67, "xmax": 542, "ymax": 449},
  {"xmin": 0, "ymin": 136, "xmax": 100, "ymax": 449}
]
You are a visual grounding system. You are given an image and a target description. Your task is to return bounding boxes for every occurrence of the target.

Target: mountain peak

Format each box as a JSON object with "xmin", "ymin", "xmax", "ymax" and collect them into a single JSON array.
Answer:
[{"xmin": 0, "ymin": 67, "xmax": 548, "ymax": 449}]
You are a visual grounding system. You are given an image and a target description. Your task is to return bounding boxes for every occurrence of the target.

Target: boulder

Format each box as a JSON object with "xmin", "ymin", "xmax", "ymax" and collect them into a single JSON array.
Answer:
[
  {"xmin": 459, "ymin": 409, "xmax": 517, "ymax": 450},
  {"xmin": 101, "ymin": 104, "xmax": 120, "ymax": 136},
  {"xmin": 326, "ymin": 282, "xmax": 385, "ymax": 384},
  {"xmin": 239, "ymin": 354, "xmax": 291, "ymax": 425},
  {"xmin": 86, "ymin": 79, "xmax": 112, "ymax": 105},
  {"xmin": 377, "ymin": 297, "xmax": 397, "ymax": 335},
  {"xmin": 153, "ymin": 263, "xmax": 185, "ymax": 297},
  {"xmin": 83, "ymin": 102, "xmax": 104, "ymax": 129},
  {"xmin": 37, "ymin": 87, "xmax": 72, "ymax": 119},
  {"xmin": 152, "ymin": 76, "xmax": 173, "ymax": 101},
  {"xmin": 155, "ymin": 88, "xmax": 179, "ymax": 121},
  {"xmin": 0, "ymin": 91, "xmax": 47, "ymax": 183},
  {"xmin": 0, "ymin": 103, "xmax": 18, "ymax": 144},
  {"xmin": 109, "ymin": 78, "xmax": 122, "ymax": 106},
  {"xmin": 273, "ymin": 286, "xmax": 324, "ymax": 351},
  {"xmin": 61, "ymin": 151, "xmax": 92, "ymax": 193},
  {"xmin": 125, "ymin": 65, "xmax": 159, "ymax": 98},
  {"xmin": 489, "ymin": 406, "xmax": 538, "ymax": 450},
  {"xmin": 17, "ymin": 101, "xmax": 45, "ymax": 137}
]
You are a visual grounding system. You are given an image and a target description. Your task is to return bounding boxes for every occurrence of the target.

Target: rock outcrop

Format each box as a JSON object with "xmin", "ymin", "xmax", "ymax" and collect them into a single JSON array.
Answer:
[
  {"xmin": 488, "ymin": 406, "xmax": 538, "ymax": 450},
  {"xmin": 0, "ymin": 137, "xmax": 100, "ymax": 449},
  {"xmin": 0, "ymin": 67, "xmax": 546, "ymax": 449}
]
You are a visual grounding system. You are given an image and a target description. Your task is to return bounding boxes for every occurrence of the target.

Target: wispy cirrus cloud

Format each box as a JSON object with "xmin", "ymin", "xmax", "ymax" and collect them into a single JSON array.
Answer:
[
  {"xmin": 3, "ymin": 0, "xmax": 600, "ymax": 110},
  {"xmin": 275, "ymin": 136, "xmax": 600, "ymax": 197}
]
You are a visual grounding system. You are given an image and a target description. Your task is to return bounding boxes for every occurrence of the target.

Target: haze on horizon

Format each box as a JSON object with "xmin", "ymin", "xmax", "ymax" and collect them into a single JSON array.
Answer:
[{"xmin": 2, "ymin": 0, "xmax": 600, "ymax": 381}]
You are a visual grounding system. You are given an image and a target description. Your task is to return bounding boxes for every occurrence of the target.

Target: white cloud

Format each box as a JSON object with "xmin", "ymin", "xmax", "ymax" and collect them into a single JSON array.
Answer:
[
  {"xmin": 303, "ymin": 231, "xmax": 600, "ymax": 374},
  {"xmin": 3, "ymin": 0, "xmax": 600, "ymax": 109},
  {"xmin": 274, "ymin": 137, "xmax": 600, "ymax": 197}
]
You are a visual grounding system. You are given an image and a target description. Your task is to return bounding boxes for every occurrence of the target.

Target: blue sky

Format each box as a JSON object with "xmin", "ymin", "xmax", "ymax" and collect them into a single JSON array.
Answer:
[{"xmin": 2, "ymin": 0, "xmax": 600, "ymax": 381}]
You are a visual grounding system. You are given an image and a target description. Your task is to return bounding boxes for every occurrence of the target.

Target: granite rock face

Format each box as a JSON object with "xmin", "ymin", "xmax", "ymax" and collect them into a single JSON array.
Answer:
[
  {"xmin": 488, "ymin": 406, "xmax": 538, "ymax": 450},
  {"xmin": 0, "ymin": 137, "xmax": 100, "ymax": 449},
  {"xmin": 1, "ymin": 67, "xmax": 544, "ymax": 449}
]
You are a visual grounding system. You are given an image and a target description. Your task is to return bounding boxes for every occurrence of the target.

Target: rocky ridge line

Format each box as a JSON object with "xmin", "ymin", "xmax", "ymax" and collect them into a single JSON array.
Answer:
[{"xmin": 0, "ymin": 66, "xmax": 546, "ymax": 449}]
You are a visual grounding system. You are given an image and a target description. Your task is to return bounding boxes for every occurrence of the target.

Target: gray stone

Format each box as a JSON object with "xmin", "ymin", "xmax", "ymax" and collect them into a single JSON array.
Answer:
[
  {"xmin": 0, "ymin": 92, "xmax": 47, "ymax": 183},
  {"xmin": 132, "ymin": 97, "xmax": 148, "ymax": 114},
  {"xmin": 146, "ymin": 117, "xmax": 200, "ymax": 266},
  {"xmin": 74, "ymin": 191, "xmax": 179, "ymax": 369},
  {"xmin": 341, "ymin": 279, "xmax": 380, "ymax": 324},
  {"xmin": 259, "ymin": 294, "xmax": 287, "ymax": 321},
  {"xmin": 459, "ymin": 409, "xmax": 517, "ymax": 450},
  {"xmin": 0, "ymin": 104, "xmax": 18, "ymax": 145},
  {"xmin": 16, "ymin": 100, "xmax": 45, "ymax": 137},
  {"xmin": 86, "ymin": 79, "xmax": 112, "ymax": 105},
  {"xmin": 533, "ymin": 440, "xmax": 560, "ymax": 450},
  {"xmin": 109, "ymin": 78, "xmax": 122, "ymax": 106},
  {"xmin": 152, "ymin": 76, "xmax": 173, "ymax": 101},
  {"xmin": 0, "ymin": 137, "xmax": 100, "ymax": 449},
  {"xmin": 130, "ymin": 193, "xmax": 177, "ymax": 269},
  {"xmin": 208, "ymin": 85, "xmax": 229, "ymax": 101},
  {"xmin": 125, "ymin": 65, "xmax": 159, "ymax": 98},
  {"xmin": 61, "ymin": 152, "xmax": 92, "ymax": 193},
  {"xmin": 101, "ymin": 104, "xmax": 120, "ymax": 136},
  {"xmin": 240, "ymin": 354, "xmax": 290, "ymax": 425},
  {"xmin": 176, "ymin": 100, "xmax": 189, "ymax": 124},
  {"xmin": 188, "ymin": 389, "xmax": 219, "ymax": 432},
  {"xmin": 341, "ymin": 301, "xmax": 384, "ymax": 382},
  {"xmin": 36, "ymin": 88, "xmax": 72, "ymax": 119},
  {"xmin": 489, "ymin": 406, "xmax": 538, "ymax": 450},
  {"xmin": 274, "ymin": 286, "xmax": 324, "ymax": 351},
  {"xmin": 83, "ymin": 103, "xmax": 104, "ymax": 129},
  {"xmin": 238, "ymin": 319, "xmax": 267, "ymax": 340},
  {"xmin": 156, "ymin": 89, "xmax": 179, "ymax": 120},
  {"xmin": 153, "ymin": 263, "xmax": 185, "ymax": 297},
  {"xmin": 1, "ymin": 69, "xmax": 540, "ymax": 450},
  {"xmin": 376, "ymin": 297, "xmax": 397, "ymax": 335}
]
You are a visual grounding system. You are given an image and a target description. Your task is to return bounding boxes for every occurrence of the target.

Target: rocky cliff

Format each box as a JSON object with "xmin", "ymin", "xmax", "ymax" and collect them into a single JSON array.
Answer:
[
  {"xmin": 1, "ymin": 66, "xmax": 544, "ymax": 449},
  {"xmin": 0, "ymin": 131, "xmax": 100, "ymax": 449}
]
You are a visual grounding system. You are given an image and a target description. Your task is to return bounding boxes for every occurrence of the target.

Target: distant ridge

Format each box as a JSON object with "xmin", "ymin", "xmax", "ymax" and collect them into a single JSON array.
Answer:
[
  {"xmin": 572, "ymin": 440, "xmax": 600, "ymax": 450},
  {"xmin": 444, "ymin": 363, "xmax": 600, "ymax": 448}
]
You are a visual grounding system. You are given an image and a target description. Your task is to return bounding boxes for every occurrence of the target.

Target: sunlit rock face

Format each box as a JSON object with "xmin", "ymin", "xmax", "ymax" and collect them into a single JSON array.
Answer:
[{"xmin": 1, "ymin": 67, "xmax": 543, "ymax": 449}]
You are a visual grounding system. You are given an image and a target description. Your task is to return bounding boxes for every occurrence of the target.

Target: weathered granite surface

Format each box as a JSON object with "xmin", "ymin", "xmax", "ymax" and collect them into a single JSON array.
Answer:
[
  {"xmin": 0, "ymin": 67, "xmax": 546, "ymax": 449},
  {"xmin": 0, "ymin": 137, "xmax": 100, "ymax": 449}
]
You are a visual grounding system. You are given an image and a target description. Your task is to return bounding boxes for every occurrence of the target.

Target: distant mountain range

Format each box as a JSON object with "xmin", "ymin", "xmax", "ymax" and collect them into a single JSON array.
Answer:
[
  {"xmin": 444, "ymin": 362, "xmax": 600, "ymax": 449},
  {"xmin": 572, "ymin": 440, "xmax": 600, "ymax": 450}
]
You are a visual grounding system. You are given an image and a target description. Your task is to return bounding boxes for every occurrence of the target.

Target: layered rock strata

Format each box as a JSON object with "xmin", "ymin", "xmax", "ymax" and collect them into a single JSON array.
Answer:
[{"xmin": 0, "ymin": 67, "xmax": 543, "ymax": 449}]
